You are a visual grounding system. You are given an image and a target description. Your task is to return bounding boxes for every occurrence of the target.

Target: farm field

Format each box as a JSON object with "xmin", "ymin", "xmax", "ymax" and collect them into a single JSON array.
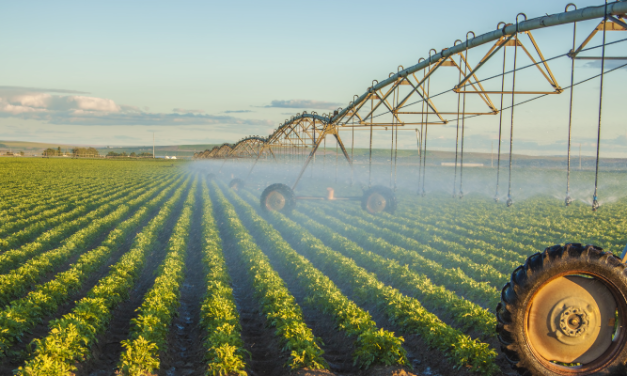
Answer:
[{"xmin": 0, "ymin": 158, "xmax": 626, "ymax": 376}]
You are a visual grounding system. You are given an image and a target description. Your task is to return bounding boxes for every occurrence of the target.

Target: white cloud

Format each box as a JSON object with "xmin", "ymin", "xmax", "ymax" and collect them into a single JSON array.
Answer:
[
  {"xmin": 0, "ymin": 86, "xmax": 272, "ymax": 126},
  {"xmin": 173, "ymin": 108, "xmax": 205, "ymax": 114},
  {"xmin": 266, "ymin": 99, "xmax": 342, "ymax": 110}
]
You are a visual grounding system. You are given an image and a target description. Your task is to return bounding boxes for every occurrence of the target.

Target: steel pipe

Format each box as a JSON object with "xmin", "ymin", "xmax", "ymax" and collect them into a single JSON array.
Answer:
[{"xmin": 333, "ymin": 1, "xmax": 627, "ymax": 123}]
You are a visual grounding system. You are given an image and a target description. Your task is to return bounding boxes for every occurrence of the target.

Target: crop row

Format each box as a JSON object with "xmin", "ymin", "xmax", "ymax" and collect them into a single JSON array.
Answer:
[
  {"xmin": 0, "ymin": 182, "xmax": 139, "ymax": 253},
  {"xmin": 0, "ymin": 180, "xmax": 106, "ymax": 232},
  {"xmin": 254, "ymin": 196, "xmax": 499, "ymax": 374},
  {"xmin": 0, "ymin": 179, "xmax": 84, "ymax": 213},
  {"xmin": 0, "ymin": 162, "xmax": 159, "ymax": 214},
  {"xmin": 0, "ymin": 159, "xmax": 173, "ymax": 214},
  {"xmin": 212, "ymin": 183, "xmax": 328, "ymax": 371},
  {"xmin": 299, "ymin": 203, "xmax": 500, "ymax": 310},
  {"xmin": 0, "ymin": 179, "xmax": 131, "ymax": 239},
  {"xmin": 0, "ymin": 177, "xmax": 161, "ymax": 254},
  {"xmin": 0, "ymin": 176, "xmax": 166, "ymax": 256},
  {"xmin": 397, "ymin": 200, "xmax": 562, "ymax": 255},
  {"xmin": 239, "ymin": 190, "xmax": 496, "ymax": 337},
  {"xmin": 0, "ymin": 175, "xmax": 182, "ymax": 359},
  {"xmin": 198, "ymin": 181, "xmax": 247, "ymax": 376},
  {"xmin": 118, "ymin": 180, "xmax": 196, "ymax": 375},
  {"xmin": 378, "ymin": 208, "xmax": 531, "ymax": 262},
  {"xmin": 289, "ymin": 204, "xmax": 497, "ymax": 338},
  {"xmin": 399, "ymin": 196, "xmax": 624, "ymax": 252},
  {"xmin": 225, "ymin": 186, "xmax": 410, "ymax": 369},
  {"xmin": 16, "ymin": 177, "xmax": 190, "ymax": 375},
  {"xmin": 0, "ymin": 178, "xmax": 173, "ymax": 307},
  {"xmin": 314, "ymin": 203, "xmax": 507, "ymax": 288},
  {"xmin": 335, "ymin": 204, "xmax": 523, "ymax": 275}
]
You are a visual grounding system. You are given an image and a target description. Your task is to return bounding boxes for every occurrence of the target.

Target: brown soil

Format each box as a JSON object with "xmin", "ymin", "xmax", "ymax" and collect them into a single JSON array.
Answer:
[
  {"xmin": 211, "ymin": 187, "xmax": 289, "ymax": 376},
  {"xmin": 73, "ymin": 183, "xmax": 192, "ymax": 376},
  {"xmin": 362, "ymin": 365, "xmax": 419, "ymax": 376},
  {"xmin": 0, "ymin": 186, "xmax": 178, "ymax": 375},
  {"xmin": 160, "ymin": 183, "xmax": 207, "ymax": 376},
  {"xmin": 288, "ymin": 369, "xmax": 336, "ymax": 376},
  {"xmin": 265, "ymin": 214, "xmax": 471, "ymax": 376},
  {"xmin": 229, "ymin": 195, "xmax": 354, "ymax": 375}
]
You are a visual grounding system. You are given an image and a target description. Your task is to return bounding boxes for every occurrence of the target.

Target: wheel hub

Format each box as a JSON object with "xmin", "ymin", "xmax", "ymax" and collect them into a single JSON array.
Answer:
[
  {"xmin": 265, "ymin": 191, "xmax": 286, "ymax": 211},
  {"xmin": 550, "ymin": 299, "xmax": 596, "ymax": 346},
  {"xmin": 366, "ymin": 193, "xmax": 386, "ymax": 214},
  {"xmin": 527, "ymin": 275, "xmax": 617, "ymax": 364}
]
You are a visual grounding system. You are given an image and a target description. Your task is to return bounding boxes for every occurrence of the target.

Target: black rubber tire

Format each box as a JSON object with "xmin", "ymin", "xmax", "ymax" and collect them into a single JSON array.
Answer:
[
  {"xmin": 207, "ymin": 173, "xmax": 216, "ymax": 181},
  {"xmin": 229, "ymin": 178, "xmax": 245, "ymax": 190},
  {"xmin": 260, "ymin": 183, "xmax": 296, "ymax": 214},
  {"xmin": 497, "ymin": 243, "xmax": 627, "ymax": 376},
  {"xmin": 361, "ymin": 185, "xmax": 397, "ymax": 214}
]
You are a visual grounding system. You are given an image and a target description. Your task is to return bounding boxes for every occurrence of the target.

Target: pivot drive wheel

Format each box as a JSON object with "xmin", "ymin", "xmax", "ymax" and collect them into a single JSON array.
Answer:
[
  {"xmin": 361, "ymin": 185, "xmax": 396, "ymax": 214},
  {"xmin": 497, "ymin": 243, "xmax": 627, "ymax": 375},
  {"xmin": 229, "ymin": 178, "xmax": 245, "ymax": 191},
  {"xmin": 260, "ymin": 183, "xmax": 296, "ymax": 214}
]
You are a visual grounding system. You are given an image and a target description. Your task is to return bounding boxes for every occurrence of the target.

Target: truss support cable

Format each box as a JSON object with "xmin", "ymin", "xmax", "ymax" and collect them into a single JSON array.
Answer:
[
  {"xmin": 453, "ymin": 54, "xmax": 462, "ymax": 198},
  {"xmin": 495, "ymin": 46, "xmax": 507, "ymax": 203},
  {"xmin": 323, "ymin": 136, "xmax": 326, "ymax": 170},
  {"xmin": 335, "ymin": 137, "xmax": 339, "ymax": 183},
  {"xmin": 390, "ymin": 113, "xmax": 394, "ymax": 189},
  {"xmin": 350, "ymin": 125, "xmax": 354, "ymax": 186},
  {"xmin": 392, "ymin": 86, "xmax": 399, "ymax": 190},
  {"xmin": 459, "ymin": 45, "xmax": 470, "ymax": 199},
  {"xmin": 417, "ymin": 71, "xmax": 426, "ymax": 195},
  {"xmin": 421, "ymin": 71, "xmax": 431, "ymax": 197},
  {"xmin": 566, "ymin": 10, "xmax": 577, "ymax": 207},
  {"xmin": 593, "ymin": 3, "xmax": 608, "ymax": 212},
  {"xmin": 369, "ymin": 98, "xmax": 374, "ymax": 187},
  {"xmin": 351, "ymin": 126, "xmax": 355, "ymax": 160},
  {"xmin": 507, "ymin": 30, "xmax": 520, "ymax": 208},
  {"xmin": 394, "ymin": 119, "xmax": 399, "ymax": 190}
]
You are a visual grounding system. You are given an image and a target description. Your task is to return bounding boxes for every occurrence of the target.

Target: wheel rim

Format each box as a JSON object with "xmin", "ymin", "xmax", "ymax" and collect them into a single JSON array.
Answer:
[
  {"xmin": 265, "ymin": 191, "xmax": 286, "ymax": 211},
  {"xmin": 525, "ymin": 272, "xmax": 627, "ymax": 373},
  {"xmin": 366, "ymin": 192, "xmax": 386, "ymax": 214}
]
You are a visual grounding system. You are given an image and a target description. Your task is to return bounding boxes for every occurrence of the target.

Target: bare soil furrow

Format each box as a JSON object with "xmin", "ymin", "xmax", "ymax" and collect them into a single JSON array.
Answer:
[
  {"xmin": 0, "ymin": 185, "xmax": 181, "ymax": 375},
  {"xmin": 210, "ymin": 187, "xmax": 288, "ymax": 376},
  {"xmin": 72, "ymin": 183, "xmax": 192, "ymax": 376},
  {"xmin": 271, "ymin": 219, "xmax": 471, "ymax": 376},
  {"xmin": 160, "ymin": 183, "xmax": 206, "ymax": 376}
]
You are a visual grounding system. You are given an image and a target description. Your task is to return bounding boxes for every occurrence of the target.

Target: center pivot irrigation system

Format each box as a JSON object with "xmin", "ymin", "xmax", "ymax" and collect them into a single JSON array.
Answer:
[
  {"xmin": 196, "ymin": 2, "xmax": 627, "ymax": 375},
  {"xmin": 198, "ymin": 1, "xmax": 627, "ymax": 215}
]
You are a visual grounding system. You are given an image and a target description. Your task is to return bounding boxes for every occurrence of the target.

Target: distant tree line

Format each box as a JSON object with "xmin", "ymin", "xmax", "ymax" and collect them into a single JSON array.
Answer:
[
  {"xmin": 41, "ymin": 146, "xmax": 153, "ymax": 158},
  {"xmin": 43, "ymin": 146, "xmax": 99, "ymax": 157},
  {"xmin": 106, "ymin": 151, "xmax": 153, "ymax": 157},
  {"xmin": 72, "ymin": 147, "xmax": 100, "ymax": 156}
]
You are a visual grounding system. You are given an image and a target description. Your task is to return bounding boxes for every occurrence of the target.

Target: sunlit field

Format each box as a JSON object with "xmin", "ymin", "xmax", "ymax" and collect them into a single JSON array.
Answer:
[{"xmin": 0, "ymin": 158, "xmax": 625, "ymax": 376}]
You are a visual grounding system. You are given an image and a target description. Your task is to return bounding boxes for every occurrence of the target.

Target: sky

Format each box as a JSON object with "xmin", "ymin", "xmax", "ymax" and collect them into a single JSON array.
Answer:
[{"xmin": 0, "ymin": 0, "xmax": 625, "ymax": 157}]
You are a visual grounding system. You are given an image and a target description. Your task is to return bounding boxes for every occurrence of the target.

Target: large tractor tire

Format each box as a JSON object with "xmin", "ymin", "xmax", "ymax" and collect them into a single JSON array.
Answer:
[
  {"xmin": 260, "ymin": 183, "xmax": 296, "ymax": 214},
  {"xmin": 229, "ymin": 178, "xmax": 245, "ymax": 191},
  {"xmin": 361, "ymin": 185, "xmax": 397, "ymax": 214},
  {"xmin": 497, "ymin": 243, "xmax": 627, "ymax": 376}
]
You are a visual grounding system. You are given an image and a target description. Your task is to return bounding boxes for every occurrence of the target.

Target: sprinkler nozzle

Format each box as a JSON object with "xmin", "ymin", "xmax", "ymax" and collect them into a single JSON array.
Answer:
[
  {"xmin": 592, "ymin": 196, "xmax": 600, "ymax": 211},
  {"xmin": 565, "ymin": 196, "xmax": 573, "ymax": 206},
  {"xmin": 506, "ymin": 196, "xmax": 514, "ymax": 207}
]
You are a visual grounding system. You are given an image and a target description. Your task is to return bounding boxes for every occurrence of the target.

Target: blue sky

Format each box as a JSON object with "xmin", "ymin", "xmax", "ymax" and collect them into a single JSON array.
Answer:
[{"xmin": 0, "ymin": 0, "xmax": 625, "ymax": 157}]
